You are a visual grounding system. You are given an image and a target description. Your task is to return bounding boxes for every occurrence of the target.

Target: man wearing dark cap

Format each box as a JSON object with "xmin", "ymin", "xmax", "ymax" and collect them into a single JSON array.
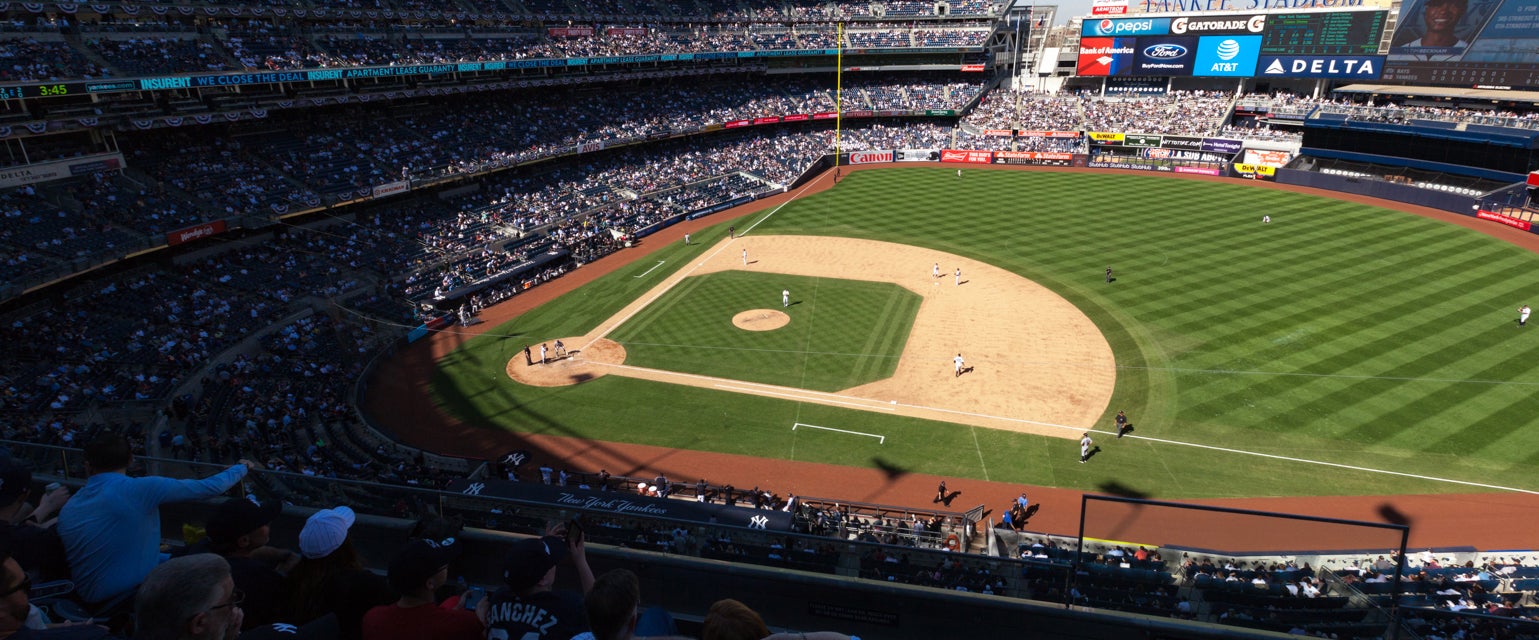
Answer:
[
  {"xmin": 477, "ymin": 524, "xmax": 592, "ymax": 640},
  {"xmin": 0, "ymin": 456, "xmax": 70, "ymax": 584},
  {"xmin": 202, "ymin": 497, "xmax": 295, "ymax": 631},
  {"xmin": 360, "ymin": 539, "xmax": 480, "ymax": 640}
]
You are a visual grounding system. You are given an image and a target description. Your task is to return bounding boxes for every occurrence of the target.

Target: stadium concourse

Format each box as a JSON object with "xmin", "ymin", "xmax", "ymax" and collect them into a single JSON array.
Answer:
[{"xmin": 369, "ymin": 161, "xmax": 1539, "ymax": 553}]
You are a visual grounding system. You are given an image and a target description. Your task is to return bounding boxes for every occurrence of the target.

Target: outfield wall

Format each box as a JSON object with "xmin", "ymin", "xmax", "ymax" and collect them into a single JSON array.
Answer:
[{"xmin": 1275, "ymin": 167, "xmax": 1478, "ymax": 214}]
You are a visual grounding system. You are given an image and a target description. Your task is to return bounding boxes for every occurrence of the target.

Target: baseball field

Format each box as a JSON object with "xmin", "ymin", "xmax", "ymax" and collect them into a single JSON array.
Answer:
[{"xmin": 418, "ymin": 166, "xmax": 1539, "ymax": 508}]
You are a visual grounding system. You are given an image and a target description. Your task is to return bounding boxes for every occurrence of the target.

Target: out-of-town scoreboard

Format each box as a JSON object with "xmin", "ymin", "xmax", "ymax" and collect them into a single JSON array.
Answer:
[{"xmin": 1261, "ymin": 11, "xmax": 1386, "ymax": 55}]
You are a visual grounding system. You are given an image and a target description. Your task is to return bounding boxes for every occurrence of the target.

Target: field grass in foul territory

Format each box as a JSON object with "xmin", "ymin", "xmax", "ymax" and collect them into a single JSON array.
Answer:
[{"xmin": 431, "ymin": 168, "xmax": 1539, "ymax": 498}]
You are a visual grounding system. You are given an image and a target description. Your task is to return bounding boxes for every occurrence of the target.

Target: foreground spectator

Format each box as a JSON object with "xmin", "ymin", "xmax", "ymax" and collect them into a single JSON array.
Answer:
[
  {"xmin": 360, "ymin": 538, "xmax": 480, "ymax": 640},
  {"xmin": 0, "ymin": 456, "xmax": 70, "ymax": 584},
  {"xmin": 196, "ymin": 498, "xmax": 294, "ymax": 631},
  {"xmin": 57, "ymin": 434, "xmax": 253, "ymax": 606},
  {"xmin": 283, "ymin": 507, "xmax": 392, "ymax": 640},
  {"xmin": 132, "ymin": 554, "xmax": 242, "ymax": 640},
  {"xmin": 577, "ymin": 569, "xmax": 685, "ymax": 640},
  {"xmin": 0, "ymin": 529, "xmax": 111, "ymax": 640},
  {"xmin": 478, "ymin": 523, "xmax": 593, "ymax": 640}
]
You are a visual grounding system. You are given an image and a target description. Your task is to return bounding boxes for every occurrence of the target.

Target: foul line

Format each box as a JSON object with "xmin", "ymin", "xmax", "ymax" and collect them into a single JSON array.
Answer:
[
  {"xmin": 594, "ymin": 361, "xmax": 1539, "ymax": 496},
  {"xmin": 584, "ymin": 174, "xmax": 828, "ymax": 354},
  {"xmin": 633, "ymin": 260, "xmax": 666, "ymax": 278},
  {"xmin": 793, "ymin": 422, "xmax": 885, "ymax": 444}
]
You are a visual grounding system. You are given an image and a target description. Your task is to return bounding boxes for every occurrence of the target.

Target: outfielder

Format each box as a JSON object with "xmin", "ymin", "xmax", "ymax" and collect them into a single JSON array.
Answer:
[
  {"xmin": 1080, "ymin": 433, "xmax": 1093, "ymax": 463},
  {"xmin": 782, "ymin": 289, "xmax": 790, "ymax": 308},
  {"xmin": 1521, "ymin": 304, "xmax": 1531, "ymax": 327}
]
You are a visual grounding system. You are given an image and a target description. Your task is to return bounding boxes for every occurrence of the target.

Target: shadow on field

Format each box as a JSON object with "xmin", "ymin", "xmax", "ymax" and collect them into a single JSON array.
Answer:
[{"xmin": 870, "ymin": 457, "xmax": 909, "ymax": 481}]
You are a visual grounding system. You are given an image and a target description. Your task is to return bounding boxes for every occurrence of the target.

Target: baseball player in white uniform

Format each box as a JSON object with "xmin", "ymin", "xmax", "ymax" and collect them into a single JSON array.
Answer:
[
  {"xmin": 954, "ymin": 353, "xmax": 965, "ymax": 377},
  {"xmin": 782, "ymin": 289, "xmax": 790, "ymax": 308},
  {"xmin": 1521, "ymin": 305, "xmax": 1531, "ymax": 327},
  {"xmin": 742, "ymin": 249, "xmax": 748, "ymax": 265},
  {"xmin": 933, "ymin": 262, "xmax": 940, "ymax": 279},
  {"xmin": 954, "ymin": 268, "xmax": 961, "ymax": 286},
  {"xmin": 1080, "ymin": 433, "xmax": 1093, "ymax": 463}
]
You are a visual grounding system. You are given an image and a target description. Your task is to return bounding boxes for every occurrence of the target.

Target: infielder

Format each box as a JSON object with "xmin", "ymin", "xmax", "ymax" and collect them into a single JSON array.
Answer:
[
  {"xmin": 933, "ymin": 262, "xmax": 940, "ymax": 278},
  {"xmin": 554, "ymin": 339, "xmax": 566, "ymax": 358},
  {"xmin": 954, "ymin": 268, "xmax": 961, "ymax": 286},
  {"xmin": 954, "ymin": 353, "xmax": 965, "ymax": 377},
  {"xmin": 1080, "ymin": 433, "xmax": 1093, "ymax": 463},
  {"xmin": 782, "ymin": 289, "xmax": 790, "ymax": 308},
  {"xmin": 1521, "ymin": 304, "xmax": 1531, "ymax": 327},
  {"xmin": 742, "ymin": 248, "xmax": 748, "ymax": 265},
  {"xmin": 684, "ymin": 233, "xmax": 691, "ymax": 245},
  {"xmin": 540, "ymin": 343, "xmax": 549, "ymax": 364}
]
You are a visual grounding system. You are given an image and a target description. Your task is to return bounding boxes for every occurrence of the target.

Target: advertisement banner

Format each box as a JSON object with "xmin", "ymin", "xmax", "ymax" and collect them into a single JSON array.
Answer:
[
  {"xmin": 1171, "ymin": 15, "xmax": 1268, "ymax": 36},
  {"xmin": 1093, "ymin": 0, "xmax": 1129, "ymax": 14},
  {"xmin": 1077, "ymin": 37, "xmax": 1137, "ymax": 76},
  {"xmin": 575, "ymin": 141, "xmax": 604, "ymax": 154},
  {"xmin": 984, "ymin": 129, "xmax": 1015, "ymax": 137},
  {"xmin": 447, "ymin": 478, "xmax": 794, "ymax": 532},
  {"xmin": 1088, "ymin": 132, "xmax": 1126, "ymax": 145},
  {"xmin": 1133, "ymin": 37, "xmax": 1199, "ymax": 75},
  {"xmin": 1082, "ymin": 17, "xmax": 1172, "ymax": 37},
  {"xmin": 1477, "ymin": 209, "xmax": 1532, "ymax": 231},
  {"xmin": 1124, "ymin": 133, "xmax": 1163, "ymax": 148},
  {"xmin": 1089, "ymin": 160, "xmax": 1172, "ymax": 172},
  {"xmin": 812, "ymin": 112, "xmax": 839, "ymax": 120},
  {"xmin": 1143, "ymin": 148, "xmax": 1227, "ymax": 163},
  {"xmin": 724, "ymin": 119, "xmax": 751, "ymax": 128},
  {"xmin": 166, "ymin": 220, "xmax": 228, "ymax": 246},
  {"xmin": 848, "ymin": 150, "xmax": 894, "ymax": 164},
  {"xmin": 1019, "ymin": 130, "xmax": 1084, "ymax": 138},
  {"xmin": 1243, "ymin": 149, "xmax": 1292, "ymax": 167},
  {"xmin": 1232, "ymin": 163, "xmax": 1278, "ymax": 179},
  {"xmin": 0, "ymin": 152, "xmax": 126, "ymax": 189},
  {"xmin": 992, "ymin": 151, "xmax": 1076, "ymax": 166},
  {"xmin": 1201, "ymin": 137, "xmax": 1244, "ymax": 154},
  {"xmin": 1161, "ymin": 135, "xmax": 1205, "ymax": 150},
  {"xmin": 940, "ymin": 149, "xmax": 994, "ymax": 164},
  {"xmin": 1173, "ymin": 166, "xmax": 1224, "ymax": 175},
  {"xmin": 1194, "ymin": 35, "xmax": 1262, "ymax": 76},
  {"xmin": 547, "ymin": 27, "xmax": 593, "ymax": 37},
  {"xmin": 783, "ymin": 114, "xmax": 810, "ymax": 122},
  {"xmin": 372, "ymin": 180, "xmax": 409, "ymax": 199},
  {"xmin": 894, "ymin": 149, "xmax": 938, "ymax": 162},
  {"xmin": 1257, "ymin": 55, "xmax": 1384, "ymax": 78},
  {"xmin": 845, "ymin": 110, "xmax": 874, "ymax": 118},
  {"xmin": 960, "ymin": 64, "xmax": 986, "ymax": 72},
  {"xmin": 753, "ymin": 116, "xmax": 781, "ymax": 125},
  {"xmin": 606, "ymin": 27, "xmax": 646, "ymax": 36}
]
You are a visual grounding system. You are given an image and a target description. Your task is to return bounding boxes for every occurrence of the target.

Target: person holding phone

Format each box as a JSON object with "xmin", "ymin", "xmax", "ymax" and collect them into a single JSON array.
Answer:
[{"xmin": 478, "ymin": 520, "xmax": 593, "ymax": 640}]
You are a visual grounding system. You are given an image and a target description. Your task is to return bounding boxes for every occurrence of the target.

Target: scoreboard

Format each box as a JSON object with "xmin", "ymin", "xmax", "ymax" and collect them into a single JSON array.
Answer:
[{"xmin": 1262, "ymin": 11, "xmax": 1386, "ymax": 56}]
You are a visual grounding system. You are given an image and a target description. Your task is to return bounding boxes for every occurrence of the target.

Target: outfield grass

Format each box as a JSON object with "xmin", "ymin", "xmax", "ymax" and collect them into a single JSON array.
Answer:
[
  {"xmin": 430, "ymin": 168, "xmax": 1539, "ymax": 498},
  {"xmin": 606, "ymin": 271, "xmax": 920, "ymax": 392}
]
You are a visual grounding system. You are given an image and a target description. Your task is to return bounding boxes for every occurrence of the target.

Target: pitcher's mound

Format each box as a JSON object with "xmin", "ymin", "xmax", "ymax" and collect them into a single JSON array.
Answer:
[
  {"xmin": 506, "ymin": 338, "xmax": 627, "ymax": 387},
  {"xmin": 733, "ymin": 309, "xmax": 790, "ymax": 331}
]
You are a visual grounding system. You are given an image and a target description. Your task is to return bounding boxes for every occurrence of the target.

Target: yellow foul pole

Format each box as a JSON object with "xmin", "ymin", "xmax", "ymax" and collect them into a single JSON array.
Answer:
[{"xmin": 835, "ymin": 22, "xmax": 843, "ymax": 176}]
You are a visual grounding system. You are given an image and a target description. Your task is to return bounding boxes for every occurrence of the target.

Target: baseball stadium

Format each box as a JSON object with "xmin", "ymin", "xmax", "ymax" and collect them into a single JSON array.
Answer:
[{"xmin": 2, "ymin": 0, "xmax": 1539, "ymax": 637}]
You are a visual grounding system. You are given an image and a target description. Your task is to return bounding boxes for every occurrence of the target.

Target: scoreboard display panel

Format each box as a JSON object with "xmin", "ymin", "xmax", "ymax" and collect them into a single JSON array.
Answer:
[
  {"xmin": 1385, "ymin": 0, "xmax": 1539, "ymax": 89},
  {"xmin": 1262, "ymin": 11, "xmax": 1387, "ymax": 56}
]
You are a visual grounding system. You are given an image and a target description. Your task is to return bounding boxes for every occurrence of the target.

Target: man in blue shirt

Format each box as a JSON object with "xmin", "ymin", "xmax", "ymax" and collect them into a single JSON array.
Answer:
[{"xmin": 57, "ymin": 434, "xmax": 253, "ymax": 605}]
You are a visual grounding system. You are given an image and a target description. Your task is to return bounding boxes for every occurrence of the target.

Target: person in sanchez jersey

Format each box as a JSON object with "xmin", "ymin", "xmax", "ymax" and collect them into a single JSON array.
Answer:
[{"xmin": 478, "ymin": 523, "xmax": 594, "ymax": 640}]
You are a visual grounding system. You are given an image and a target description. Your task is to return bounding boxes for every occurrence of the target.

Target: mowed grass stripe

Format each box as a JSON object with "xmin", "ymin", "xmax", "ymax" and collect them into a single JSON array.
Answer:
[{"xmin": 433, "ymin": 167, "xmax": 1539, "ymax": 497}]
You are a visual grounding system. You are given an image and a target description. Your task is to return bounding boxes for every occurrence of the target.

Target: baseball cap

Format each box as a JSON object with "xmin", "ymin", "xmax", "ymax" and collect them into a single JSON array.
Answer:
[
  {"xmin": 502, "ymin": 536, "xmax": 567, "ymax": 590},
  {"xmin": 388, "ymin": 538, "xmax": 461, "ymax": 593},
  {"xmin": 207, "ymin": 496, "xmax": 282, "ymax": 545},
  {"xmin": 237, "ymin": 613, "xmax": 341, "ymax": 640},
  {"xmin": 298, "ymin": 506, "xmax": 355, "ymax": 559},
  {"xmin": 0, "ymin": 456, "xmax": 29, "ymax": 506}
]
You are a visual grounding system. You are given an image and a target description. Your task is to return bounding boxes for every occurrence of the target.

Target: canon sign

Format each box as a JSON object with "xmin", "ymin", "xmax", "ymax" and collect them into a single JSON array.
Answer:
[
  {"xmin": 1171, "ymin": 15, "xmax": 1265, "ymax": 34},
  {"xmin": 848, "ymin": 150, "xmax": 894, "ymax": 164}
]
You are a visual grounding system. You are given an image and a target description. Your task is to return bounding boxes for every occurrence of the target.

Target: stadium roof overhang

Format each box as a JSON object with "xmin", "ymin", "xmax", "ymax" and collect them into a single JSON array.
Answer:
[{"xmin": 1334, "ymin": 84, "xmax": 1539, "ymax": 105}]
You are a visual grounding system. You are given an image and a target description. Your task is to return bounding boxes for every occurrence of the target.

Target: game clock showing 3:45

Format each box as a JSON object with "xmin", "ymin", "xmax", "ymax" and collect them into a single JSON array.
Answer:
[{"xmin": 0, "ymin": 83, "xmax": 78, "ymax": 100}]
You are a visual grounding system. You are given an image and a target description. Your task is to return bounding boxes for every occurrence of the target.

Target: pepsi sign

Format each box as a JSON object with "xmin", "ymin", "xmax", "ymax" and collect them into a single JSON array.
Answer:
[
  {"xmin": 1133, "ymin": 36, "xmax": 1198, "ymax": 75},
  {"xmin": 1081, "ymin": 17, "xmax": 1171, "ymax": 37}
]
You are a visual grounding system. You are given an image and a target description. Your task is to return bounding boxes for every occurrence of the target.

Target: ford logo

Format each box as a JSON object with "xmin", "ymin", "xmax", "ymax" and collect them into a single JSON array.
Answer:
[{"xmin": 1144, "ymin": 44, "xmax": 1187, "ymax": 58}]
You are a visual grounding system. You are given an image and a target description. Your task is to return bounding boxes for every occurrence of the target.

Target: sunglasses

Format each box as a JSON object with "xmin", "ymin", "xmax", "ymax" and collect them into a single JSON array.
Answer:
[{"xmin": 207, "ymin": 589, "xmax": 245, "ymax": 612}]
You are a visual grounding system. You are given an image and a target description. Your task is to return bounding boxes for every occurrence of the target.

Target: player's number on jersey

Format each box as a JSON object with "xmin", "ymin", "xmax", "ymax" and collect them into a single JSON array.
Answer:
[{"xmin": 486, "ymin": 631, "xmax": 540, "ymax": 640}]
